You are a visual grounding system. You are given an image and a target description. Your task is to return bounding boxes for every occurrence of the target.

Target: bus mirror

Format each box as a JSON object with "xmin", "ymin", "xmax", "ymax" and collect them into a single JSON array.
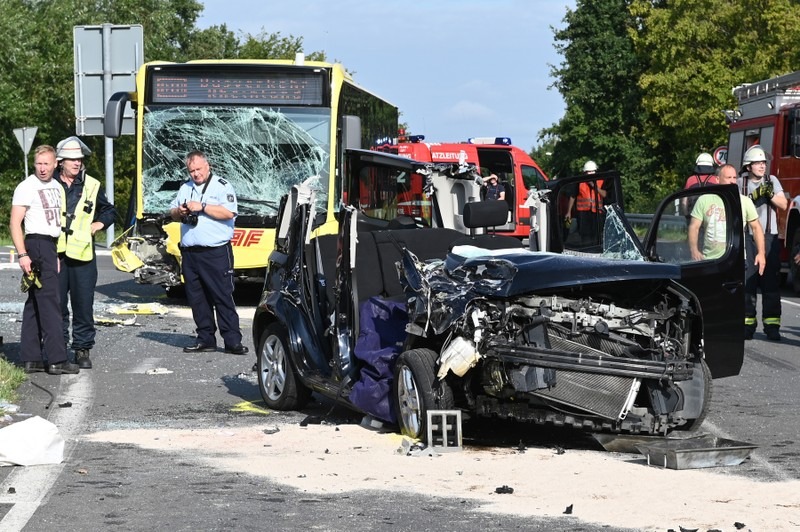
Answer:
[
  {"xmin": 342, "ymin": 115, "xmax": 361, "ymax": 150},
  {"xmin": 104, "ymin": 92, "xmax": 131, "ymax": 138}
]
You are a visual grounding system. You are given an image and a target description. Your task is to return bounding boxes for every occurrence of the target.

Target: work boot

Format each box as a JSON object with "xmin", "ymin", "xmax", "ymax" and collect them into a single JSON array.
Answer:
[
  {"xmin": 48, "ymin": 361, "xmax": 80, "ymax": 375},
  {"xmin": 76, "ymin": 349, "xmax": 93, "ymax": 369},
  {"xmin": 744, "ymin": 326, "xmax": 755, "ymax": 341},
  {"xmin": 764, "ymin": 327, "xmax": 782, "ymax": 342},
  {"xmin": 23, "ymin": 361, "xmax": 46, "ymax": 374}
]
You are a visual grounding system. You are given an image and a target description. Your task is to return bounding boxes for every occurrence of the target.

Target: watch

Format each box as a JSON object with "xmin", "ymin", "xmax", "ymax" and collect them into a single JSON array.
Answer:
[{"xmin": 201, "ymin": 202, "xmax": 207, "ymax": 213}]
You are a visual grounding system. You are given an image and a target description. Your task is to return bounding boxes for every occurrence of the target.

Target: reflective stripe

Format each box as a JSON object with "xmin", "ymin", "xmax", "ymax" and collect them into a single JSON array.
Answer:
[
  {"xmin": 575, "ymin": 182, "xmax": 603, "ymax": 213},
  {"xmin": 744, "ymin": 317, "xmax": 757, "ymax": 325},
  {"xmin": 763, "ymin": 317, "xmax": 781, "ymax": 326},
  {"xmin": 57, "ymin": 175, "xmax": 100, "ymax": 261}
]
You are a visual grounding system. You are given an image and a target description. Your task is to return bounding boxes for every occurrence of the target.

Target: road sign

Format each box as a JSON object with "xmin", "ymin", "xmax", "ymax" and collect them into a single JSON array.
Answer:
[
  {"xmin": 73, "ymin": 24, "xmax": 143, "ymax": 136},
  {"xmin": 713, "ymin": 145, "xmax": 728, "ymax": 166},
  {"xmin": 13, "ymin": 126, "xmax": 37, "ymax": 155},
  {"xmin": 13, "ymin": 126, "xmax": 37, "ymax": 177}
]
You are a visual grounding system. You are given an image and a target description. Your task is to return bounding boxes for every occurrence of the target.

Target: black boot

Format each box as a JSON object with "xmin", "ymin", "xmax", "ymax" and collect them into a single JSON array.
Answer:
[
  {"xmin": 76, "ymin": 349, "xmax": 93, "ymax": 369},
  {"xmin": 764, "ymin": 327, "xmax": 782, "ymax": 342}
]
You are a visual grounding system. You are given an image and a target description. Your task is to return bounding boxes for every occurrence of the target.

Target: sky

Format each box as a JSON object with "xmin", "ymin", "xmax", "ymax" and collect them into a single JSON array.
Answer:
[{"xmin": 197, "ymin": 0, "xmax": 575, "ymax": 152}]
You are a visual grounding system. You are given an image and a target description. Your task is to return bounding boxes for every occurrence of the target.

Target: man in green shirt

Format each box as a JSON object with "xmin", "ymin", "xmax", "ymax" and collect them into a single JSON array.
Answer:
[{"xmin": 688, "ymin": 164, "xmax": 765, "ymax": 274}]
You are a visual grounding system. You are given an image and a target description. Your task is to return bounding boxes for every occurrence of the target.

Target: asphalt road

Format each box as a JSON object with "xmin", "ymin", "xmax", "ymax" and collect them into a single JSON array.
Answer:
[{"xmin": 0, "ymin": 251, "xmax": 799, "ymax": 531}]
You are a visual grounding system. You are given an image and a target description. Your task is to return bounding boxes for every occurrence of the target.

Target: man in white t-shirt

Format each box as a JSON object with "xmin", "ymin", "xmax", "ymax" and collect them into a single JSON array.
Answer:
[{"xmin": 9, "ymin": 145, "xmax": 79, "ymax": 375}]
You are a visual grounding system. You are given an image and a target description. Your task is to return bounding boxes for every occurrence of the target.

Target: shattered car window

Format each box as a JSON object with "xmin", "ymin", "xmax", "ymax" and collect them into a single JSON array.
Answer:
[
  {"xmin": 141, "ymin": 106, "xmax": 330, "ymax": 217},
  {"xmin": 601, "ymin": 205, "xmax": 644, "ymax": 261}
]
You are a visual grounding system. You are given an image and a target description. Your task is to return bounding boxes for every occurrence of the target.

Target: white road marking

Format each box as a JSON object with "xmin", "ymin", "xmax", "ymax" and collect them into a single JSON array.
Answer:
[
  {"xmin": 0, "ymin": 372, "xmax": 93, "ymax": 531},
  {"xmin": 781, "ymin": 298, "xmax": 800, "ymax": 308}
]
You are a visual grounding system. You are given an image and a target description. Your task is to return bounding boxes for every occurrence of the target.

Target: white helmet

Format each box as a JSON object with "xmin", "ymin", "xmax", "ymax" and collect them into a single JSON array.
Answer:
[
  {"xmin": 695, "ymin": 152, "xmax": 714, "ymax": 167},
  {"xmin": 582, "ymin": 160, "xmax": 598, "ymax": 172},
  {"xmin": 56, "ymin": 136, "xmax": 92, "ymax": 161},
  {"xmin": 742, "ymin": 145, "xmax": 769, "ymax": 165}
]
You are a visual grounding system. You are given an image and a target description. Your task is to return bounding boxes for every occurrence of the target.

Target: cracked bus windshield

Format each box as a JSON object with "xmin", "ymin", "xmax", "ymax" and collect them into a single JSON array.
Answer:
[{"xmin": 142, "ymin": 106, "xmax": 330, "ymax": 221}]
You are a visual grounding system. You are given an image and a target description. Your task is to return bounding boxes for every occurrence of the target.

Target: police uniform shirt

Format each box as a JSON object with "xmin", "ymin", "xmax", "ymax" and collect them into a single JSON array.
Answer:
[{"xmin": 171, "ymin": 174, "xmax": 238, "ymax": 247}]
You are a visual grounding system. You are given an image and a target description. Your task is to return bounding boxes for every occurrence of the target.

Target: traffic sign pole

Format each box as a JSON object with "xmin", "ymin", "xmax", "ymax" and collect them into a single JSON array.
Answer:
[{"xmin": 13, "ymin": 126, "xmax": 38, "ymax": 178}]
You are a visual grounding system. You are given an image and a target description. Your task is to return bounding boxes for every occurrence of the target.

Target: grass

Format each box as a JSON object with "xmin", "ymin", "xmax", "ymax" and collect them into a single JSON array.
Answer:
[{"xmin": 0, "ymin": 358, "xmax": 26, "ymax": 412}]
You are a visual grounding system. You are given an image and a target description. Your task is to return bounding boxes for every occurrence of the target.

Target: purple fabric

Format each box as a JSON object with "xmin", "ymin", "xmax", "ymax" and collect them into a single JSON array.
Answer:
[{"xmin": 349, "ymin": 297, "xmax": 408, "ymax": 423}]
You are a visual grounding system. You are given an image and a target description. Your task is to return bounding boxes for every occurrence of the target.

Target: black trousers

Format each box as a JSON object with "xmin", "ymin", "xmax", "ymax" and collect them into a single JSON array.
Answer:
[
  {"xmin": 181, "ymin": 243, "xmax": 242, "ymax": 348},
  {"xmin": 20, "ymin": 238, "xmax": 67, "ymax": 364},
  {"xmin": 744, "ymin": 232, "xmax": 782, "ymax": 329},
  {"xmin": 59, "ymin": 254, "xmax": 98, "ymax": 350}
]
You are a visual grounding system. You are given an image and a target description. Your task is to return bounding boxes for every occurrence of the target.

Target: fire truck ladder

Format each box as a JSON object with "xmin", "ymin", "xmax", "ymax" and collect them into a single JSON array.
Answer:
[{"xmin": 734, "ymin": 71, "xmax": 800, "ymax": 103}]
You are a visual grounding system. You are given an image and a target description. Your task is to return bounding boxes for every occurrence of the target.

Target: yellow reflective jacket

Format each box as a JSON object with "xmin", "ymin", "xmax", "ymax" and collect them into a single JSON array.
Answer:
[{"xmin": 57, "ymin": 174, "xmax": 100, "ymax": 261}]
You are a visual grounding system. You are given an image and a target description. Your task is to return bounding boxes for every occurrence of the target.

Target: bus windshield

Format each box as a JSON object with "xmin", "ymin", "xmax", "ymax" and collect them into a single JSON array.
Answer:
[{"xmin": 141, "ymin": 105, "xmax": 331, "ymax": 221}]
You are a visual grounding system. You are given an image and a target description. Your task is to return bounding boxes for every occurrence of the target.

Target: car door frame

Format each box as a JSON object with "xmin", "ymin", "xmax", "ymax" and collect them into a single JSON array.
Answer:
[{"xmin": 642, "ymin": 183, "xmax": 745, "ymax": 378}]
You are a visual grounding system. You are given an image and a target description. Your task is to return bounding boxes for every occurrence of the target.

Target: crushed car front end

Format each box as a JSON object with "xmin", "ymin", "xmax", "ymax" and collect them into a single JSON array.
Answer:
[{"xmin": 399, "ymin": 245, "xmax": 710, "ymax": 435}]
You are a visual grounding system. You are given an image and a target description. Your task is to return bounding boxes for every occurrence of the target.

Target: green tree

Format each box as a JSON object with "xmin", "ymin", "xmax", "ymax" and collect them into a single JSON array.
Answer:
[
  {"xmin": 542, "ymin": 0, "xmax": 661, "ymax": 211},
  {"xmin": 0, "ymin": 0, "xmax": 325, "ymax": 238},
  {"xmin": 631, "ymin": 0, "xmax": 800, "ymax": 188}
]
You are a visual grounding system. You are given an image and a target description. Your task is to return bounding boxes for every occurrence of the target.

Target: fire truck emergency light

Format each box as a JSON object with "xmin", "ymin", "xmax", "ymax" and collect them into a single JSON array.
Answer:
[{"xmin": 468, "ymin": 137, "xmax": 512, "ymax": 146}]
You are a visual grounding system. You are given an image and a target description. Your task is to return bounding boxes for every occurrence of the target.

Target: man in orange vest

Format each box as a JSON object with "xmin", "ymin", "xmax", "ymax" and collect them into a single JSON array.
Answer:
[{"xmin": 565, "ymin": 160, "xmax": 606, "ymax": 248}]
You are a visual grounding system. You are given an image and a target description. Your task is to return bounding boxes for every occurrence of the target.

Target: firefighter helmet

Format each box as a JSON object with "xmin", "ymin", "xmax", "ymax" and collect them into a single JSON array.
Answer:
[
  {"xmin": 582, "ymin": 160, "xmax": 598, "ymax": 172},
  {"xmin": 56, "ymin": 136, "xmax": 91, "ymax": 161},
  {"xmin": 695, "ymin": 152, "xmax": 714, "ymax": 167},
  {"xmin": 743, "ymin": 145, "xmax": 769, "ymax": 165}
]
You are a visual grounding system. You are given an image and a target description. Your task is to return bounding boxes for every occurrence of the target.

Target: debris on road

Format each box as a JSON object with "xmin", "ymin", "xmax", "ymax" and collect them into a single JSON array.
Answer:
[
  {"xmin": 95, "ymin": 315, "xmax": 137, "ymax": 327},
  {"xmin": 106, "ymin": 303, "xmax": 169, "ymax": 315},
  {"xmin": 145, "ymin": 367, "xmax": 173, "ymax": 375},
  {"xmin": 0, "ymin": 416, "xmax": 64, "ymax": 466}
]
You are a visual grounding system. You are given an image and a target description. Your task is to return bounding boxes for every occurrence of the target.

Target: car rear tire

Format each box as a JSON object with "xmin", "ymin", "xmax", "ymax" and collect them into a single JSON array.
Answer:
[
  {"xmin": 257, "ymin": 323, "xmax": 311, "ymax": 410},
  {"xmin": 393, "ymin": 348, "xmax": 454, "ymax": 441}
]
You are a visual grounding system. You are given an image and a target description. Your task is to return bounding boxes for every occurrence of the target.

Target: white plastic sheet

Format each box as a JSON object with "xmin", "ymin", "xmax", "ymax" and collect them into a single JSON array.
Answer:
[{"xmin": 0, "ymin": 416, "xmax": 65, "ymax": 466}]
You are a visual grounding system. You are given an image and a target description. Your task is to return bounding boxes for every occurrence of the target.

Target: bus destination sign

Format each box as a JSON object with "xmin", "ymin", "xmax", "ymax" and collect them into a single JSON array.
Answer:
[{"xmin": 148, "ymin": 68, "xmax": 326, "ymax": 105}]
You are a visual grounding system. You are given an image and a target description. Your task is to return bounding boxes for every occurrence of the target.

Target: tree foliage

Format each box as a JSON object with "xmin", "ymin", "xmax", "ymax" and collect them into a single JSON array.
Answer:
[
  {"xmin": 0, "ymin": 0, "xmax": 324, "ymax": 237},
  {"xmin": 542, "ymin": 0, "xmax": 660, "ymax": 209},
  {"xmin": 538, "ymin": 0, "xmax": 800, "ymax": 211}
]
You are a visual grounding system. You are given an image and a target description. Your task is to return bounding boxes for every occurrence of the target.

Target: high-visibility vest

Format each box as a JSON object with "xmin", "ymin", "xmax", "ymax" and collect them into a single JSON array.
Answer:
[
  {"xmin": 57, "ymin": 174, "xmax": 100, "ymax": 261},
  {"xmin": 575, "ymin": 181, "xmax": 603, "ymax": 213}
]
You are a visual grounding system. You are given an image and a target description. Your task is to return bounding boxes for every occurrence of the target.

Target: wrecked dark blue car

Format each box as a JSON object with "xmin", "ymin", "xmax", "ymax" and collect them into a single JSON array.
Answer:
[{"xmin": 252, "ymin": 150, "xmax": 745, "ymax": 442}]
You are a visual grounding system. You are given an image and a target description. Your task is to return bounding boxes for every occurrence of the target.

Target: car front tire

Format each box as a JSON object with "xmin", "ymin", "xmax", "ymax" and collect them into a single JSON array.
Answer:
[{"xmin": 393, "ymin": 348, "xmax": 454, "ymax": 441}]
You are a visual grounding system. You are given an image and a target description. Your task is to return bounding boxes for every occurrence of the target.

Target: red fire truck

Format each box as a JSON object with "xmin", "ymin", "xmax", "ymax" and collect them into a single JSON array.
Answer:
[
  {"xmin": 387, "ymin": 136, "xmax": 549, "ymax": 239},
  {"xmin": 726, "ymin": 71, "xmax": 800, "ymax": 291}
]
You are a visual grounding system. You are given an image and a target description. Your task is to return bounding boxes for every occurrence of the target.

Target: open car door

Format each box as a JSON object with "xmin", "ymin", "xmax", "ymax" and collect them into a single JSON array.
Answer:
[
  {"xmin": 546, "ymin": 171, "xmax": 627, "ymax": 255},
  {"xmin": 642, "ymin": 184, "xmax": 745, "ymax": 378}
]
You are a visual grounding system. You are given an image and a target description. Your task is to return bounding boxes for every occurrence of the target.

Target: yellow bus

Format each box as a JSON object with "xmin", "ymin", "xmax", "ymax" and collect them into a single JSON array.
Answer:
[{"xmin": 104, "ymin": 57, "xmax": 398, "ymax": 292}]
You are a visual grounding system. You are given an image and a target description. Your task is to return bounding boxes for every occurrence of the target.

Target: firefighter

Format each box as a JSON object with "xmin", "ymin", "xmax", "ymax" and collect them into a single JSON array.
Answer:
[
  {"xmin": 565, "ymin": 160, "xmax": 606, "ymax": 249},
  {"xmin": 54, "ymin": 137, "xmax": 117, "ymax": 368},
  {"xmin": 680, "ymin": 152, "xmax": 717, "ymax": 216},
  {"xmin": 738, "ymin": 145, "xmax": 788, "ymax": 341}
]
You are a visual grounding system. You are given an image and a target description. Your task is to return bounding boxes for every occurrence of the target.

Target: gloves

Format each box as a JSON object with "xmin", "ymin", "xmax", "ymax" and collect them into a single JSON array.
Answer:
[
  {"xmin": 21, "ymin": 271, "xmax": 42, "ymax": 292},
  {"xmin": 20, "ymin": 261, "xmax": 43, "ymax": 292},
  {"xmin": 750, "ymin": 181, "xmax": 774, "ymax": 201}
]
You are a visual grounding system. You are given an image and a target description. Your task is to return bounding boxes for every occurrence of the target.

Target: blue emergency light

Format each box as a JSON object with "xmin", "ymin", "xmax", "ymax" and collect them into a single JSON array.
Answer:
[{"xmin": 468, "ymin": 137, "xmax": 512, "ymax": 145}]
